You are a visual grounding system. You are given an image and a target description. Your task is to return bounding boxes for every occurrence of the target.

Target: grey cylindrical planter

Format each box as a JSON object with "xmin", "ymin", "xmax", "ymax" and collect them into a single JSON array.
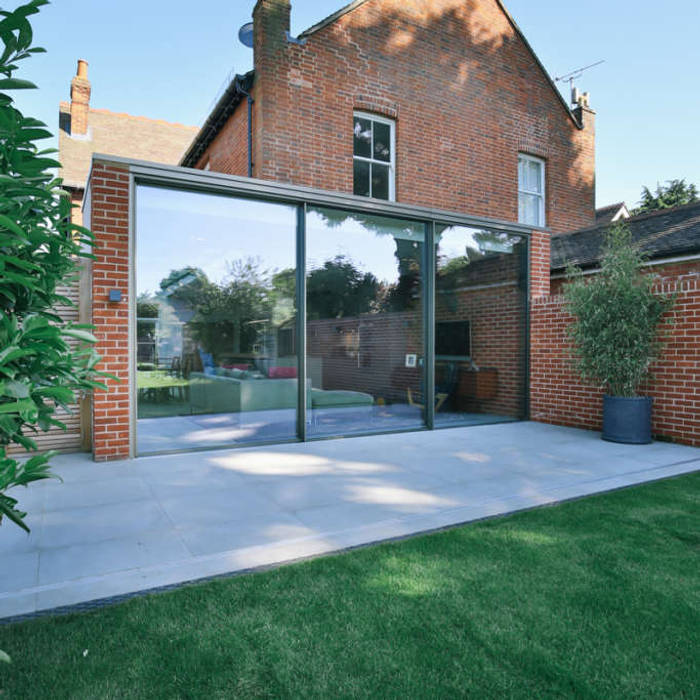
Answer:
[{"xmin": 602, "ymin": 395, "xmax": 653, "ymax": 444}]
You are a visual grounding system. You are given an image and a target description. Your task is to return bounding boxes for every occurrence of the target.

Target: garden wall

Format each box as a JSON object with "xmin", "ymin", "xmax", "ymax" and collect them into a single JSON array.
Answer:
[{"xmin": 530, "ymin": 277, "xmax": 700, "ymax": 446}]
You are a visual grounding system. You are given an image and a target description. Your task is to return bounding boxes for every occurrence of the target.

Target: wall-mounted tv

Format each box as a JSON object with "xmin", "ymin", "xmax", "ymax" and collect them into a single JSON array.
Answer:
[{"xmin": 436, "ymin": 320, "xmax": 471, "ymax": 360}]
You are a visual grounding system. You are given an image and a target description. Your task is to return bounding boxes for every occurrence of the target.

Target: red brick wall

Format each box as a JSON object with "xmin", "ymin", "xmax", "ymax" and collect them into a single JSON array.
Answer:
[
  {"xmin": 195, "ymin": 88, "xmax": 254, "ymax": 175},
  {"xmin": 307, "ymin": 285, "xmax": 527, "ymax": 419},
  {"xmin": 530, "ymin": 229, "xmax": 551, "ymax": 297},
  {"xmin": 530, "ymin": 277, "xmax": 700, "ymax": 446},
  {"xmin": 306, "ymin": 249, "xmax": 528, "ymax": 418},
  {"xmin": 89, "ymin": 162, "xmax": 131, "ymax": 461},
  {"xmin": 198, "ymin": 0, "xmax": 595, "ymax": 234}
]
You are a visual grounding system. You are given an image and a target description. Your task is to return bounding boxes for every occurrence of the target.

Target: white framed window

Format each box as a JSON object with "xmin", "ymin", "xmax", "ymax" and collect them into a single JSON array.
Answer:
[
  {"xmin": 353, "ymin": 112, "xmax": 395, "ymax": 201},
  {"xmin": 518, "ymin": 154, "xmax": 545, "ymax": 227}
]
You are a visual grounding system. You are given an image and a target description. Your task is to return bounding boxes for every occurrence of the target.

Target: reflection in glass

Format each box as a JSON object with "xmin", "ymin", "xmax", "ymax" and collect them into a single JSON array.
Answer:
[
  {"xmin": 434, "ymin": 226, "xmax": 527, "ymax": 425},
  {"xmin": 353, "ymin": 117, "xmax": 372, "ymax": 158},
  {"xmin": 306, "ymin": 207, "xmax": 425, "ymax": 437},
  {"xmin": 371, "ymin": 163, "xmax": 390, "ymax": 200},
  {"xmin": 373, "ymin": 121, "xmax": 391, "ymax": 161},
  {"xmin": 135, "ymin": 186, "xmax": 297, "ymax": 454},
  {"xmin": 353, "ymin": 159, "xmax": 370, "ymax": 198}
]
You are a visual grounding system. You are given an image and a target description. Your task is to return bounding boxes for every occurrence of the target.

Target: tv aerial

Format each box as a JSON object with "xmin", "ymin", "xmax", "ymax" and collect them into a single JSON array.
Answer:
[{"xmin": 555, "ymin": 60, "xmax": 604, "ymax": 107}]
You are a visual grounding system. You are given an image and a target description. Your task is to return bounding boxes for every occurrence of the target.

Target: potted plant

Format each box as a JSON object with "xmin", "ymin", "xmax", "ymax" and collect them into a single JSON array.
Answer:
[{"xmin": 563, "ymin": 223, "xmax": 675, "ymax": 443}]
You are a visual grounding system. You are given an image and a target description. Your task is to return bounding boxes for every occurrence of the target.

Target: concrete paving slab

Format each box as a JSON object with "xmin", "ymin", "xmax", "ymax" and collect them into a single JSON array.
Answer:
[
  {"xmin": 40, "ymin": 500, "xmax": 171, "ymax": 550},
  {"xmin": 0, "ymin": 422, "xmax": 697, "ymax": 621},
  {"xmin": 40, "ymin": 476, "xmax": 152, "ymax": 514},
  {"xmin": 38, "ymin": 529, "xmax": 191, "ymax": 586},
  {"xmin": 0, "ymin": 552, "xmax": 38, "ymax": 591}
]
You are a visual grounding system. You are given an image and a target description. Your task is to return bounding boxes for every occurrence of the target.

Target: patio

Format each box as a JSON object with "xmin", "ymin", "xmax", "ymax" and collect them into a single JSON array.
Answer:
[{"xmin": 1, "ymin": 422, "xmax": 698, "ymax": 621}]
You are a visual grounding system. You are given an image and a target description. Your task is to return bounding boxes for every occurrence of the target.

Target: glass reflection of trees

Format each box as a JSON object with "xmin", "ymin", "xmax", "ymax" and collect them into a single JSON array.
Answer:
[
  {"xmin": 306, "ymin": 209, "xmax": 423, "ymax": 319},
  {"xmin": 436, "ymin": 229, "xmax": 525, "ymax": 291},
  {"xmin": 137, "ymin": 259, "xmax": 296, "ymax": 371}
]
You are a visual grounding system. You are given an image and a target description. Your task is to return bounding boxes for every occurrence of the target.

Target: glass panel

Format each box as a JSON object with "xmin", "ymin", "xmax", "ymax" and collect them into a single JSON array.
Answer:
[
  {"xmin": 518, "ymin": 157, "xmax": 525, "ymax": 189},
  {"xmin": 353, "ymin": 159, "xmax": 370, "ymax": 197},
  {"xmin": 306, "ymin": 206, "xmax": 425, "ymax": 437},
  {"xmin": 527, "ymin": 160, "xmax": 542, "ymax": 193},
  {"xmin": 371, "ymin": 163, "xmax": 390, "ymax": 200},
  {"xmin": 135, "ymin": 185, "xmax": 297, "ymax": 454},
  {"xmin": 373, "ymin": 121, "xmax": 391, "ymax": 162},
  {"xmin": 434, "ymin": 225, "xmax": 527, "ymax": 427},
  {"xmin": 353, "ymin": 116, "xmax": 372, "ymax": 158},
  {"xmin": 518, "ymin": 192, "xmax": 525, "ymax": 225},
  {"xmin": 519, "ymin": 193, "xmax": 541, "ymax": 226}
]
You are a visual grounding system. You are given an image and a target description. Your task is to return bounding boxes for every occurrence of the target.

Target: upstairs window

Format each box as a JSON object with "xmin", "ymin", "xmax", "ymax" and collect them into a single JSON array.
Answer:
[
  {"xmin": 353, "ymin": 112, "xmax": 395, "ymax": 200},
  {"xmin": 518, "ymin": 154, "xmax": 545, "ymax": 227}
]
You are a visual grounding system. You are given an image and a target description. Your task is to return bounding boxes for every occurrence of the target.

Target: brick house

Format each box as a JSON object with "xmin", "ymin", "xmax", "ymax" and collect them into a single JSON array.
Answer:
[
  {"xmin": 51, "ymin": 60, "xmax": 197, "ymax": 454},
  {"xmin": 182, "ymin": 0, "xmax": 596, "ymax": 235},
  {"xmin": 80, "ymin": 0, "xmax": 697, "ymax": 460}
]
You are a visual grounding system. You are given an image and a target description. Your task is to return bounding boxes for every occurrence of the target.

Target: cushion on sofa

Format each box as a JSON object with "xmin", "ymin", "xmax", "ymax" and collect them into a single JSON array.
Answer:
[{"xmin": 268, "ymin": 366, "xmax": 297, "ymax": 379}]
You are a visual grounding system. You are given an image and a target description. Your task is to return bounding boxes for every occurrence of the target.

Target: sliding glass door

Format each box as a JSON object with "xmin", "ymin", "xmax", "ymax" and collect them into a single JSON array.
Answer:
[
  {"xmin": 433, "ymin": 226, "xmax": 528, "ymax": 426},
  {"xmin": 134, "ymin": 180, "xmax": 530, "ymax": 455},
  {"xmin": 135, "ymin": 185, "xmax": 297, "ymax": 454},
  {"xmin": 305, "ymin": 207, "xmax": 426, "ymax": 437}
]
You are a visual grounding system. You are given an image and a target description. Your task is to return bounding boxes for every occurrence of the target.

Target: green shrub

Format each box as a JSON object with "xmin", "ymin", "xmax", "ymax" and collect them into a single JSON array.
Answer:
[
  {"xmin": 0, "ymin": 0, "xmax": 106, "ymax": 531},
  {"xmin": 563, "ymin": 223, "xmax": 675, "ymax": 397}
]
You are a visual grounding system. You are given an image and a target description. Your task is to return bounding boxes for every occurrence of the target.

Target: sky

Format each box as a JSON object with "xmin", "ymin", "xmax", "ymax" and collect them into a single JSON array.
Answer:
[
  {"xmin": 136, "ymin": 185, "xmax": 424, "ymax": 293},
  {"xmin": 9, "ymin": 0, "xmax": 700, "ymax": 210}
]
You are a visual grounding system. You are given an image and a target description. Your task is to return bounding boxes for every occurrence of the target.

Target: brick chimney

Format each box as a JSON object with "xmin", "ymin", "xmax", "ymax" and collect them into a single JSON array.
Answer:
[
  {"xmin": 252, "ymin": 0, "xmax": 291, "ymax": 181},
  {"xmin": 253, "ymin": 0, "xmax": 290, "ymax": 63},
  {"xmin": 70, "ymin": 59, "xmax": 91, "ymax": 136}
]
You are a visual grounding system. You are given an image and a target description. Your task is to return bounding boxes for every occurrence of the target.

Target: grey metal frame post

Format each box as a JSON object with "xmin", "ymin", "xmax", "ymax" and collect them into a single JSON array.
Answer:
[
  {"xmin": 296, "ymin": 203, "xmax": 308, "ymax": 440},
  {"xmin": 423, "ymin": 221, "xmax": 436, "ymax": 430}
]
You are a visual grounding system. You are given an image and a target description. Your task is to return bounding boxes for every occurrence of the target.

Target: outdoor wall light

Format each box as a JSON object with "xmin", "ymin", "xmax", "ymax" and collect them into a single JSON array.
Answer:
[{"xmin": 108, "ymin": 289, "xmax": 122, "ymax": 303}]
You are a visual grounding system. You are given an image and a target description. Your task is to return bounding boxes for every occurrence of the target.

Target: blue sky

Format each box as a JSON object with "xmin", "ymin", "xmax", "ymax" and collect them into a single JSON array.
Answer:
[{"xmin": 11, "ymin": 0, "xmax": 700, "ymax": 210}]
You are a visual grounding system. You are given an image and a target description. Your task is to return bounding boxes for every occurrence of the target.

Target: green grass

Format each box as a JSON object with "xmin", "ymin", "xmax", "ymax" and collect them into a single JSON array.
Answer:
[{"xmin": 1, "ymin": 473, "xmax": 699, "ymax": 699}]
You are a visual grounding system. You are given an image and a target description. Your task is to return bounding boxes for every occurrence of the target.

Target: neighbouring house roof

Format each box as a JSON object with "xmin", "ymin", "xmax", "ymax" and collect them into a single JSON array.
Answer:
[
  {"xmin": 59, "ymin": 104, "xmax": 198, "ymax": 189},
  {"xmin": 595, "ymin": 201, "xmax": 630, "ymax": 225},
  {"xmin": 179, "ymin": 71, "xmax": 254, "ymax": 169},
  {"xmin": 551, "ymin": 201, "xmax": 700, "ymax": 272}
]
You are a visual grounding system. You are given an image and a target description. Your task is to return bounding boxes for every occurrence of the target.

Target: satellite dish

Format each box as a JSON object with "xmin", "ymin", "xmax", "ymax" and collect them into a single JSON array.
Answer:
[{"xmin": 239, "ymin": 22, "xmax": 254, "ymax": 48}]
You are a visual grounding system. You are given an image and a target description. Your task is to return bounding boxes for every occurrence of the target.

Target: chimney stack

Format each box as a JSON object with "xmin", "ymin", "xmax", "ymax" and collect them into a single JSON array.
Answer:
[
  {"xmin": 70, "ymin": 59, "xmax": 91, "ymax": 136},
  {"xmin": 253, "ymin": 0, "xmax": 291, "ymax": 61}
]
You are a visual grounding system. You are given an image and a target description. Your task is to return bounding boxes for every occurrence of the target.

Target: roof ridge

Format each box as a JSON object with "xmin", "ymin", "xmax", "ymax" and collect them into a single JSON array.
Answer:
[
  {"xmin": 86, "ymin": 108, "xmax": 198, "ymax": 130},
  {"xmin": 596, "ymin": 201, "xmax": 625, "ymax": 212},
  {"xmin": 58, "ymin": 101, "xmax": 197, "ymax": 130},
  {"xmin": 556, "ymin": 200, "xmax": 700, "ymax": 238}
]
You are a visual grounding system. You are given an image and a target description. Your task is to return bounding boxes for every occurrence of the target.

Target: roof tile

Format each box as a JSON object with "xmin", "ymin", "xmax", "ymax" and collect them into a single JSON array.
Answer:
[
  {"xmin": 552, "ymin": 201, "xmax": 700, "ymax": 270},
  {"xmin": 59, "ymin": 104, "xmax": 198, "ymax": 188}
]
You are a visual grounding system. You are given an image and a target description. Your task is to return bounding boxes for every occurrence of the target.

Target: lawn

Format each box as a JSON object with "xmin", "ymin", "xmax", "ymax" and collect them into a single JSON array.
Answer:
[{"xmin": 1, "ymin": 472, "xmax": 698, "ymax": 699}]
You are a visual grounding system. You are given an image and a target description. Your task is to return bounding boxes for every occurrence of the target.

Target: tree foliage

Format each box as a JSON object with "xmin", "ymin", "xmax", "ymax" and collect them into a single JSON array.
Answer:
[
  {"xmin": 563, "ymin": 223, "xmax": 675, "ymax": 397},
  {"xmin": 0, "ymin": 0, "xmax": 105, "ymax": 531},
  {"xmin": 634, "ymin": 179, "xmax": 698, "ymax": 215},
  {"xmin": 307, "ymin": 255, "xmax": 380, "ymax": 319}
]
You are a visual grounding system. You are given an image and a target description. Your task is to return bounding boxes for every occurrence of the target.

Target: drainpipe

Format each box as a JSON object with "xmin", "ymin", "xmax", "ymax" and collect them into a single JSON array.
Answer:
[{"xmin": 235, "ymin": 76, "xmax": 254, "ymax": 178}]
